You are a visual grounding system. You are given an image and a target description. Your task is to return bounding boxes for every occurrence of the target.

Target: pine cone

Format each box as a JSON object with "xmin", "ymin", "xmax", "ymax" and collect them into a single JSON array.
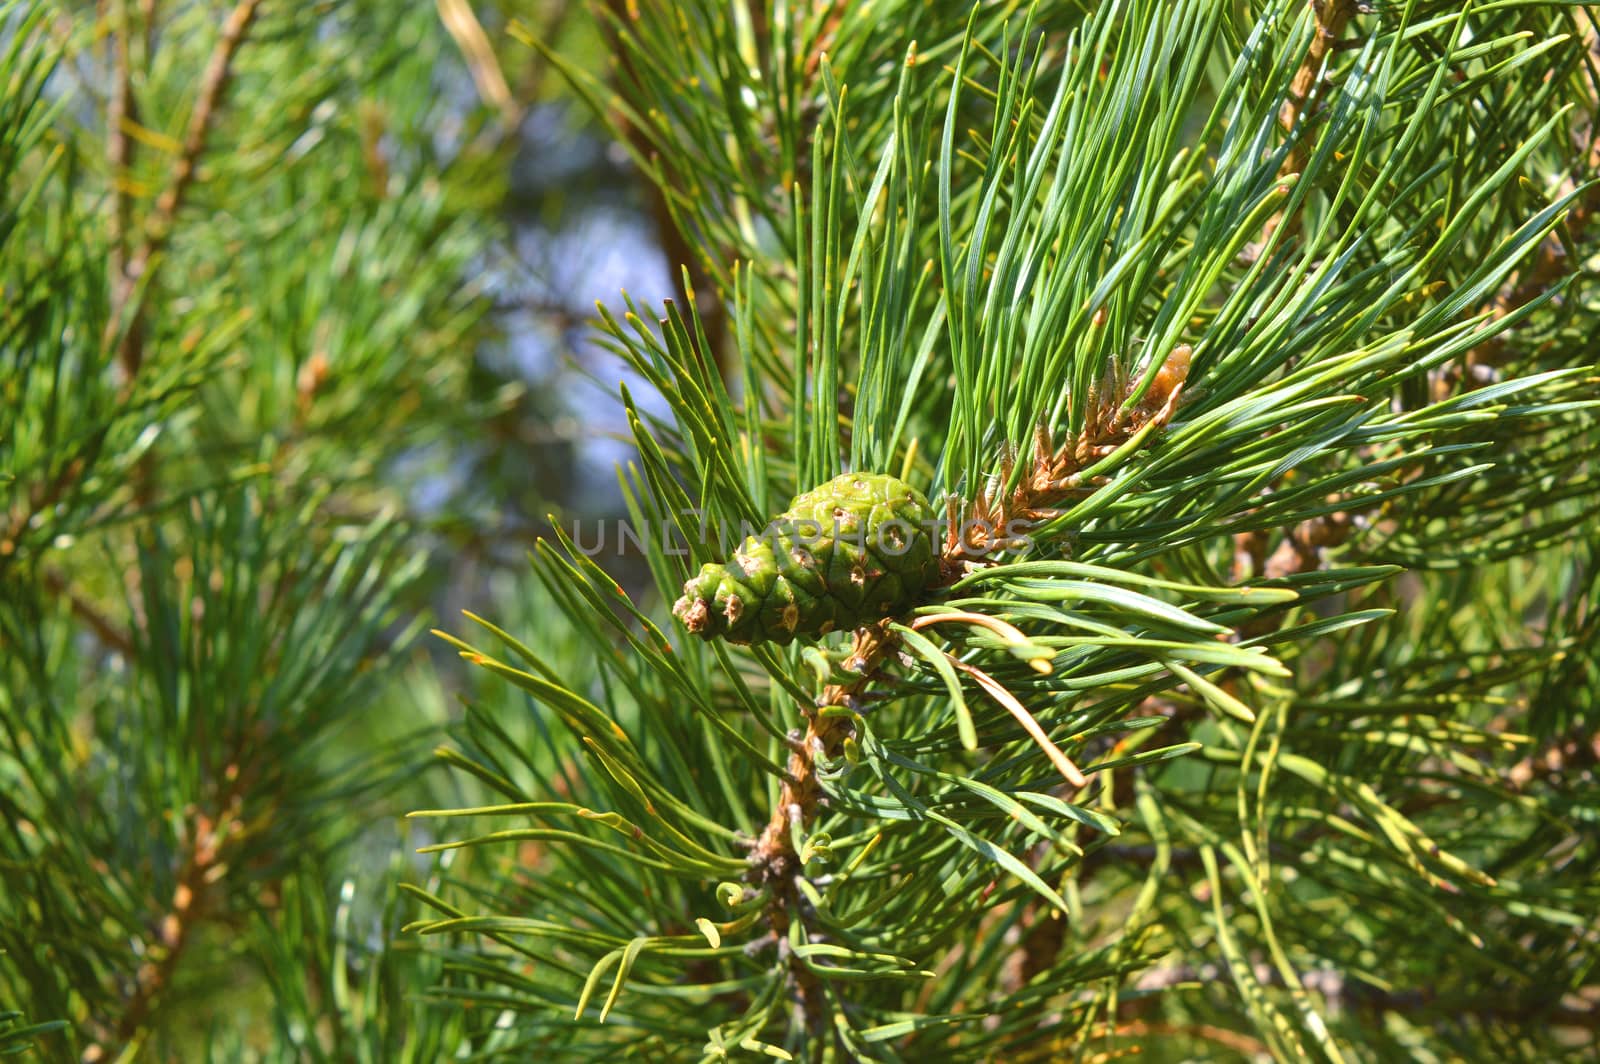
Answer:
[{"xmin": 673, "ymin": 473, "xmax": 942, "ymax": 645}]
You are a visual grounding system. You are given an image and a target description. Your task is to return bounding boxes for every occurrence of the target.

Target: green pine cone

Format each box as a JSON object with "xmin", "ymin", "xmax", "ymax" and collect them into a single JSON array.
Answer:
[{"xmin": 673, "ymin": 472, "xmax": 943, "ymax": 645}]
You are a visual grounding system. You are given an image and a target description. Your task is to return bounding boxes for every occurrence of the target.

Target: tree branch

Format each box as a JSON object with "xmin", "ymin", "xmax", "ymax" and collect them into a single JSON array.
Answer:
[
  {"xmin": 747, "ymin": 363, "xmax": 1194, "ymax": 1022},
  {"xmin": 107, "ymin": 0, "xmax": 262, "ymax": 380},
  {"xmin": 1110, "ymin": 1019, "xmax": 1269, "ymax": 1057},
  {"xmin": 41, "ymin": 566, "xmax": 134, "ymax": 659},
  {"xmin": 1252, "ymin": 0, "xmax": 1357, "ymax": 257},
  {"xmin": 106, "ymin": 0, "xmax": 136, "ymax": 298},
  {"xmin": 749, "ymin": 623, "xmax": 892, "ymax": 1034},
  {"xmin": 71, "ymin": 10, "xmax": 264, "ymax": 1057},
  {"xmin": 435, "ymin": 0, "xmax": 518, "ymax": 129},
  {"xmin": 1278, "ymin": 1, "xmax": 1357, "ymax": 178},
  {"xmin": 1506, "ymin": 724, "xmax": 1599, "ymax": 792},
  {"xmin": 79, "ymin": 798, "xmax": 235, "ymax": 1063},
  {"xmin": 1442, "ymin": 11, "xmax": 1600, "ymax": 396},
  {"xmin": 601, "ymin": 0, "xmax": 731, "ymax": 382}
]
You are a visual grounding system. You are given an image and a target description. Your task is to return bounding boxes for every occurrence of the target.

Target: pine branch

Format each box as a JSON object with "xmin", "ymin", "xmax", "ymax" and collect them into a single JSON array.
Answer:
[
  {"xmin": 420, "ymin": 6, "xmax": 1600, "ymax": 1057},
  {"xmin": 1111, "ymin": 1019, "xmax": 1269, "ymax": 1057},
  {"xmin": 26, "ymin": 0, "xmax": 265, "ymax": 700},
  {"xmin": 107, "ymin": 0, "xmax": 261, "ymax": 379},
  {"xmin": 436, "ymin": 0, "xmax": 518, "ymax": 127},
  {"xmin": 79, "ymin": 799, "xmax": 233, "ymax": 1064},
  {"xmin": 1252, "ymin": 1, "xmax": 1355, "ymax": 261},
  {"xmin": 1426, "ymin": 14, "xmax": 1600, "ymax": 401},
  {"xmin": 75, "ymin": 682, "xmax": 261, "ymax": 1064},
  {"xmin": 0, "ymin": 458, "xmax": 83, "ymax": 567},
  {"xmin": 1240, "ymin": 1, "xmax": 1369, "ymax": 582},
  {"xmin": 1278, "ymin": 0, "xmax": 1357, "ymax": 178},
  {"xmin": 1232, "ymin": 508, "xmax": 1355, "ymax": 590},
  {"xmin": 1459, "ymin": 80, "xmax": 1600, "ymax": 385},
  {"xmin": 599, "ymin": 0, "xmax": 731, "ymax": 381},
  {"xmin": 1506, "ymin": 724, "xmax": 1599, "ymax": 792},
  {"xmin": 749, "ymin": 622, "xmax": 891, "ymax": 1033},
  {"xmin": 106, "ymin": 0, "xmax": 135, "ymax": 298},
  {"xmin": 747, "ymin": 358, "xmax": 1193, "ymax": 1021},
  {"xmin": 138, "ymin": 0, "xmax": 156, "ymax": 53},
  {"xmin": 945, "ymin": 348, "xmax": 1190, "ymax": 566},
  {"xmin": 41, "ymin": 565, "xmax": 133, "ymax": 658},
  {"xmin": 3, "ymin": 1, "xmax": 498, "ymax": 1056}
]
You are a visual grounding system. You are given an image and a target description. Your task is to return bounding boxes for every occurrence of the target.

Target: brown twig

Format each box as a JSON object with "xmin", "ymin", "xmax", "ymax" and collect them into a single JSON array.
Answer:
[
  {"xmin": 1442, "ymin": 201, "xmax": 1593, "ymax": 400},
  {"xmin": 801, "ymin": 1, "xmax": 846, "ymax": 82},
  {"xmin": 41, "ymin": 566, "xmax": 134, "ymax": 658},
  {"xmin": 27, "ymin": 0, "xmax": 261, "ymax": 631},
  {"xmin": 946, "ymin": 345, "xmax": 1190, "ymax": 568},
  {"xmin": 1505, "ymin": 724, "xmax": 1600, "ymax": 792},
  {"xmin": 80, "ymin": 797, "xmax": 238, "ymax": 1063},
  {"xmin": 106, "ymin": 0, "xmax": 262, "ymax": 379},
  {"xmin": 1278, "ymin": 1, "xmax": 1357, "ymax": 179},
  {"xmin": 8, "ymin": 0, "xmax": 256, "ymax": 598},
  {"xmin": 1228, "ymin": 0, "xmax": 1383, "ymax": 588},
  {"xmin": 1235, "ymin": 3, "xmax": 1367, "ymax": 568},
  {"xmin": 0, "ymin": 5, "xmax": 135, "ymax": 575},
  {"xmin": 0, "ymin": 457, "xmax": 84, "ymax": 571},
  {"xmin": 748, "ymin": 623, "xmax": 892, "ymax": 1033},
  {"xmin": 600, "ymin": 0, "xmax": 731, "ymax": 381},
  {"xmin": 435, "ymin": 0, "xmax": 518, "ymax": 129},
  {"xmin": 1013, "ymin": 896, "xmax": 1068, "ymax": 989},
  {"xmin": 1251, "ymin": 1, "xmax": 1357, "ymax": 258},
  {"xmin": 1440, "ymin": 13, "xmax": 1600, "ymax": 398},
  {"xmin": 1109, "ymin": 1018, "xmax": 1270, "ymax": 1057},
  {"xmin": 1233, "ymin": 505, "xmax": 1354, "ymax": 605},
  {"xmin": 73, "ymin": 10, "xmax": 263, "ymax": 1059},
  {"xmin": 139, "ymin": 0, "xmax": 158, "ymax": 53},
  {"xmin": 106, "ymin": 0, "xmax": 136, "ymax": 301}
]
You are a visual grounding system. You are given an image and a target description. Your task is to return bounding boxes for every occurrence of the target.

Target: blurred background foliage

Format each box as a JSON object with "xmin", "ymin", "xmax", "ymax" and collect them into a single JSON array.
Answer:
[{"xmin": 0, "ymin": 0, "xmax": 666, "ymax": 1057}]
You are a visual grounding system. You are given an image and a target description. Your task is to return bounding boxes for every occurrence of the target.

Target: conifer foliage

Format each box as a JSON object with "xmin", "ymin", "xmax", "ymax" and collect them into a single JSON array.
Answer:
[
  {"xmin": 2, "ymin": 0, "xmax": 1598, "ymax": 1061},
  {"xmin": 1, "ymin": 0, "xmax": 513, "ymax": 1057},
  {"xmin": 417, "ymin": 2, "xmax": 1600, "ymax": 1060}
]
